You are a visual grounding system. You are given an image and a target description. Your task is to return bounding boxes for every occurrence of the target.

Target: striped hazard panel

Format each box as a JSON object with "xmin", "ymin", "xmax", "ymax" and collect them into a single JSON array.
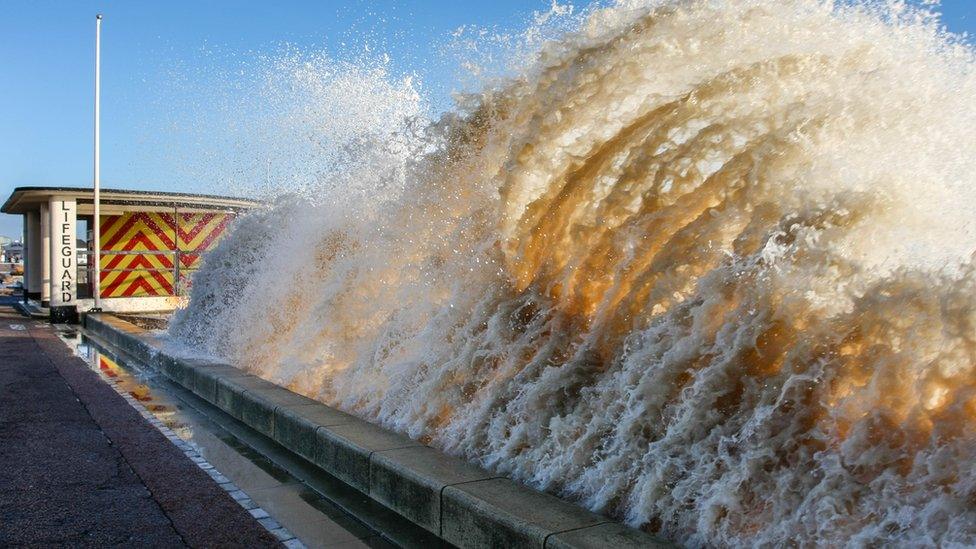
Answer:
[{"xmin": 99, "ymin": 212, "xmax": 233, "ymax": 298}]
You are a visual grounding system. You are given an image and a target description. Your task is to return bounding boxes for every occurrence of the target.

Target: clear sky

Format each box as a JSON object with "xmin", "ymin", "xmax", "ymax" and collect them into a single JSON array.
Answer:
[{"xmin": 2, "ymin": 0, "xmax": 975, "ymax": 239}]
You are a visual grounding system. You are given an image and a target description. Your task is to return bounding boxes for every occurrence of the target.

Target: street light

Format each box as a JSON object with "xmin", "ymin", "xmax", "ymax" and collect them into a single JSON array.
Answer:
[{"xmin": 91, "ymin": 14, "xmax": 103, "ymax": 312}]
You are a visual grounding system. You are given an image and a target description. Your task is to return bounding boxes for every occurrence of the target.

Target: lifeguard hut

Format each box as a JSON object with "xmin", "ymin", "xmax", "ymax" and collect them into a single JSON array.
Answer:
[{"xmin": 2, "ymin": 186, "xmax": 259, "ymax": 322}]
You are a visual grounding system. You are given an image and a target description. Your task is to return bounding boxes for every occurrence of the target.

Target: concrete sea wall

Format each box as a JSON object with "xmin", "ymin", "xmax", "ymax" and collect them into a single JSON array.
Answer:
[{"xmin": 84, "ymin": 313, "xmax": 673, "ymax": 549}]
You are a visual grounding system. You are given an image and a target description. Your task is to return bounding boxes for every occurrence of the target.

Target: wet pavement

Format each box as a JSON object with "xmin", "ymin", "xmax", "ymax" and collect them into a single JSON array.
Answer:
[
  {"xmin": 70, "ymin": 334, "xmax": 404, "ymax": 549},
  {"xmin": 11, "ymin": 299, "xmax": 415, "ymax": 548},
  {"xmin": 0, "ymin": 296, "xmax": 279, "ymax": 547}
]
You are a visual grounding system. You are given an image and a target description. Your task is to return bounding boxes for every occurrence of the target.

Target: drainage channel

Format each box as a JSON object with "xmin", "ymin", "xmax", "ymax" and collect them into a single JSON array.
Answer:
[{"xmin": 55, "ymin": 325, "xmax": 443, "ymax": 549}]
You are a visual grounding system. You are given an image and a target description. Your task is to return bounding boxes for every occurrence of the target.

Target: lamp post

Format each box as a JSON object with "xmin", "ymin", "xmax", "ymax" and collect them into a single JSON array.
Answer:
[{"xmin": 91, "ymin": 14, "xmax": 103, "ymax": 312}]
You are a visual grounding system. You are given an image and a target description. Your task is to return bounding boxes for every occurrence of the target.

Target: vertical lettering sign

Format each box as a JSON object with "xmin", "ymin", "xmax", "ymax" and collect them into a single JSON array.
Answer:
[{"xmin": 49, "ymin": 198, "xmax": 76, "ymax": 306}]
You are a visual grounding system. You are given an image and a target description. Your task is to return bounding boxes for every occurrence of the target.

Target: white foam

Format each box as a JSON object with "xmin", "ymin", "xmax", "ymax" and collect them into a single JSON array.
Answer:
[{"xmin": 171, "ymin": 1, "xmax": 976, "ymax": 545}]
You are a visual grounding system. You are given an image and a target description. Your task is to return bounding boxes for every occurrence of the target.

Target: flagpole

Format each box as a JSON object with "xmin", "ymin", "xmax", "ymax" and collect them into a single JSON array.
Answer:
[{"xmin": 92, "ymin": 14, "xmax": 103, "ymax": 311}]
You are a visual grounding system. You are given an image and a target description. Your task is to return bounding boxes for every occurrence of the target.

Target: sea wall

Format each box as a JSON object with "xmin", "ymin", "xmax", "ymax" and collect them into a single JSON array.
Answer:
[{"xmin": 83, "ymin": 313, "xmax": 672, "ymax": 549}]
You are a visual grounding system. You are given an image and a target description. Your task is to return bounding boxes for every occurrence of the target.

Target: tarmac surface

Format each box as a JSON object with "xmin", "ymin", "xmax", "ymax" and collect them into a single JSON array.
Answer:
[{"xmin": 0, "ymin": 296, "xmax": 281, "ymax": 547}]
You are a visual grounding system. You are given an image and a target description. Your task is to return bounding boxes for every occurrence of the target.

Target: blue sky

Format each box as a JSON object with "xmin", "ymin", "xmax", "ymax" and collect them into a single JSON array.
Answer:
[{"xmin": 1, "ymin": 0, "xmax": 975, "ymax": 238}]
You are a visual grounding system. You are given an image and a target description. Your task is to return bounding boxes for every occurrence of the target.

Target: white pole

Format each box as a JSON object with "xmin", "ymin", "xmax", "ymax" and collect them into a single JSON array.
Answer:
[{"xmin": 92, "ymin": 14, "xmax": 102, "ymax": 311}]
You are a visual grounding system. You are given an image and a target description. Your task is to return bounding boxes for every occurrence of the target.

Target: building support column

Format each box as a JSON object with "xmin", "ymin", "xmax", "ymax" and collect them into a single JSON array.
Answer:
[
  {"xmin": 22, "ymin": 213, "xmax": 29, "ymax": 301},
  {"xmin": 40, "ymin": 203, "xmax": 51, "ymax": 307},
  {"xmin": 48, "ymin": 197, "xmax": 78, "ymax": 323},
  {"xmin": 25, "ymin": 210, "xmax": 42, "ymax": 300}
]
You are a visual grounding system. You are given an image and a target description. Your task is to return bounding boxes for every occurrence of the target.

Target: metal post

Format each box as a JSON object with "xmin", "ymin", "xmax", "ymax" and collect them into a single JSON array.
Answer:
[
  {"xmin": 173, "ymin": 204, "xmax": 180, "ymax": 296},
  {"xmin": 91, "ymin": 14, "xmax": 103, "ymax": 312}
]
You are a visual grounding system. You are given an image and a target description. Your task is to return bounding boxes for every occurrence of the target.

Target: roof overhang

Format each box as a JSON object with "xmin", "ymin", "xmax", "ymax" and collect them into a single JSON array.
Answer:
[{"xmin": 1, "ymin": 186, "xmax": 262, "ymax": 215}]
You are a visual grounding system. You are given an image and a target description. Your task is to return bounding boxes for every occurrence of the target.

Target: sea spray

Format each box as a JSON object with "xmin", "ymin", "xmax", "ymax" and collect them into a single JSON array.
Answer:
[{"xmin": 170, "ymin": 1, "xmax": 976, "ymax": 545}]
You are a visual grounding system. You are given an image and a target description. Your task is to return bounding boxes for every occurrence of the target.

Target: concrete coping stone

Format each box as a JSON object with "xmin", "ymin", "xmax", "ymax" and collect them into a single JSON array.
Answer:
[
  {"xmin": 82, "ymin": 313, "xmax": 674, "ymax": 549},
  {"xmin": 184, "ymin": 362, "xmax": 252, "ymax": 402},
  {"xmin": 546, "ymin": 521, "xmax": 674, "ymax": 548},
  {"xmin": 442, "ymin": 477, "xmax": 607, "ymax": 548},
  {"xmin": 213, "ymin": 375, "xmax": 288, "ymax": 436},
  {"xmin": 372, "ymin": 445, "xmax": 493, "ymax": 489},
  {"xmin": 182, "ymin": 358, "xmax": 246, "ymax": 374},
  {"xmin": 244, "ymin": 382, "xmax": 320, "ymax": 409},
  {"xmin": 220, "ymin": 372, "xmax": 280, "ymax": 393},
  {"xmin": 272, "ymin": 402, "xmax": 359, "ymax": 462},
  {"xmin": 324, "ymin": 420, "xmax": 421, "ymax": 454},
  {"xmin": 281, "ymin": 402, "xmax": 358, "ymax": 428},
  {"xmin": 370, "ymin": 445, "xmax": 497, "ymax": 535},
  {"xmin": 312, "ymin": 420, "xmax": 422, "ymax": 492}
]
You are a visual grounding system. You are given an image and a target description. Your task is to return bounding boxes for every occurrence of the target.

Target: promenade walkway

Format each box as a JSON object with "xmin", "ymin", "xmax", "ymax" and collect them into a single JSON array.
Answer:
[{"xmin": 0, "ymin": 297, "xmax": 280, "ymax": 547}]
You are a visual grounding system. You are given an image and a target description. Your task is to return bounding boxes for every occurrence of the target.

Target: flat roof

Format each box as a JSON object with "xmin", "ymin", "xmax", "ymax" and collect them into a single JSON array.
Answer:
[{"xmin": 2, "ymin": 186, "xmax": 262, "ymax": 215}]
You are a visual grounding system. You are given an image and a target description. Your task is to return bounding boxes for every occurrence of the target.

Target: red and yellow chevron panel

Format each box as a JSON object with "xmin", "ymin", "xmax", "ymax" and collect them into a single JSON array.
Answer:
[{"xmin": 99, "ymin": 212, "xmax": 234, "ymax": 298}]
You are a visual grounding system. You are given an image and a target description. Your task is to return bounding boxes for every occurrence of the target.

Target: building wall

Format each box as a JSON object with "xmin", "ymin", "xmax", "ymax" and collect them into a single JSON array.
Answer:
[{"xmin": 98, "ymin": 211, "xmax": 234, "ymax": 298}]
